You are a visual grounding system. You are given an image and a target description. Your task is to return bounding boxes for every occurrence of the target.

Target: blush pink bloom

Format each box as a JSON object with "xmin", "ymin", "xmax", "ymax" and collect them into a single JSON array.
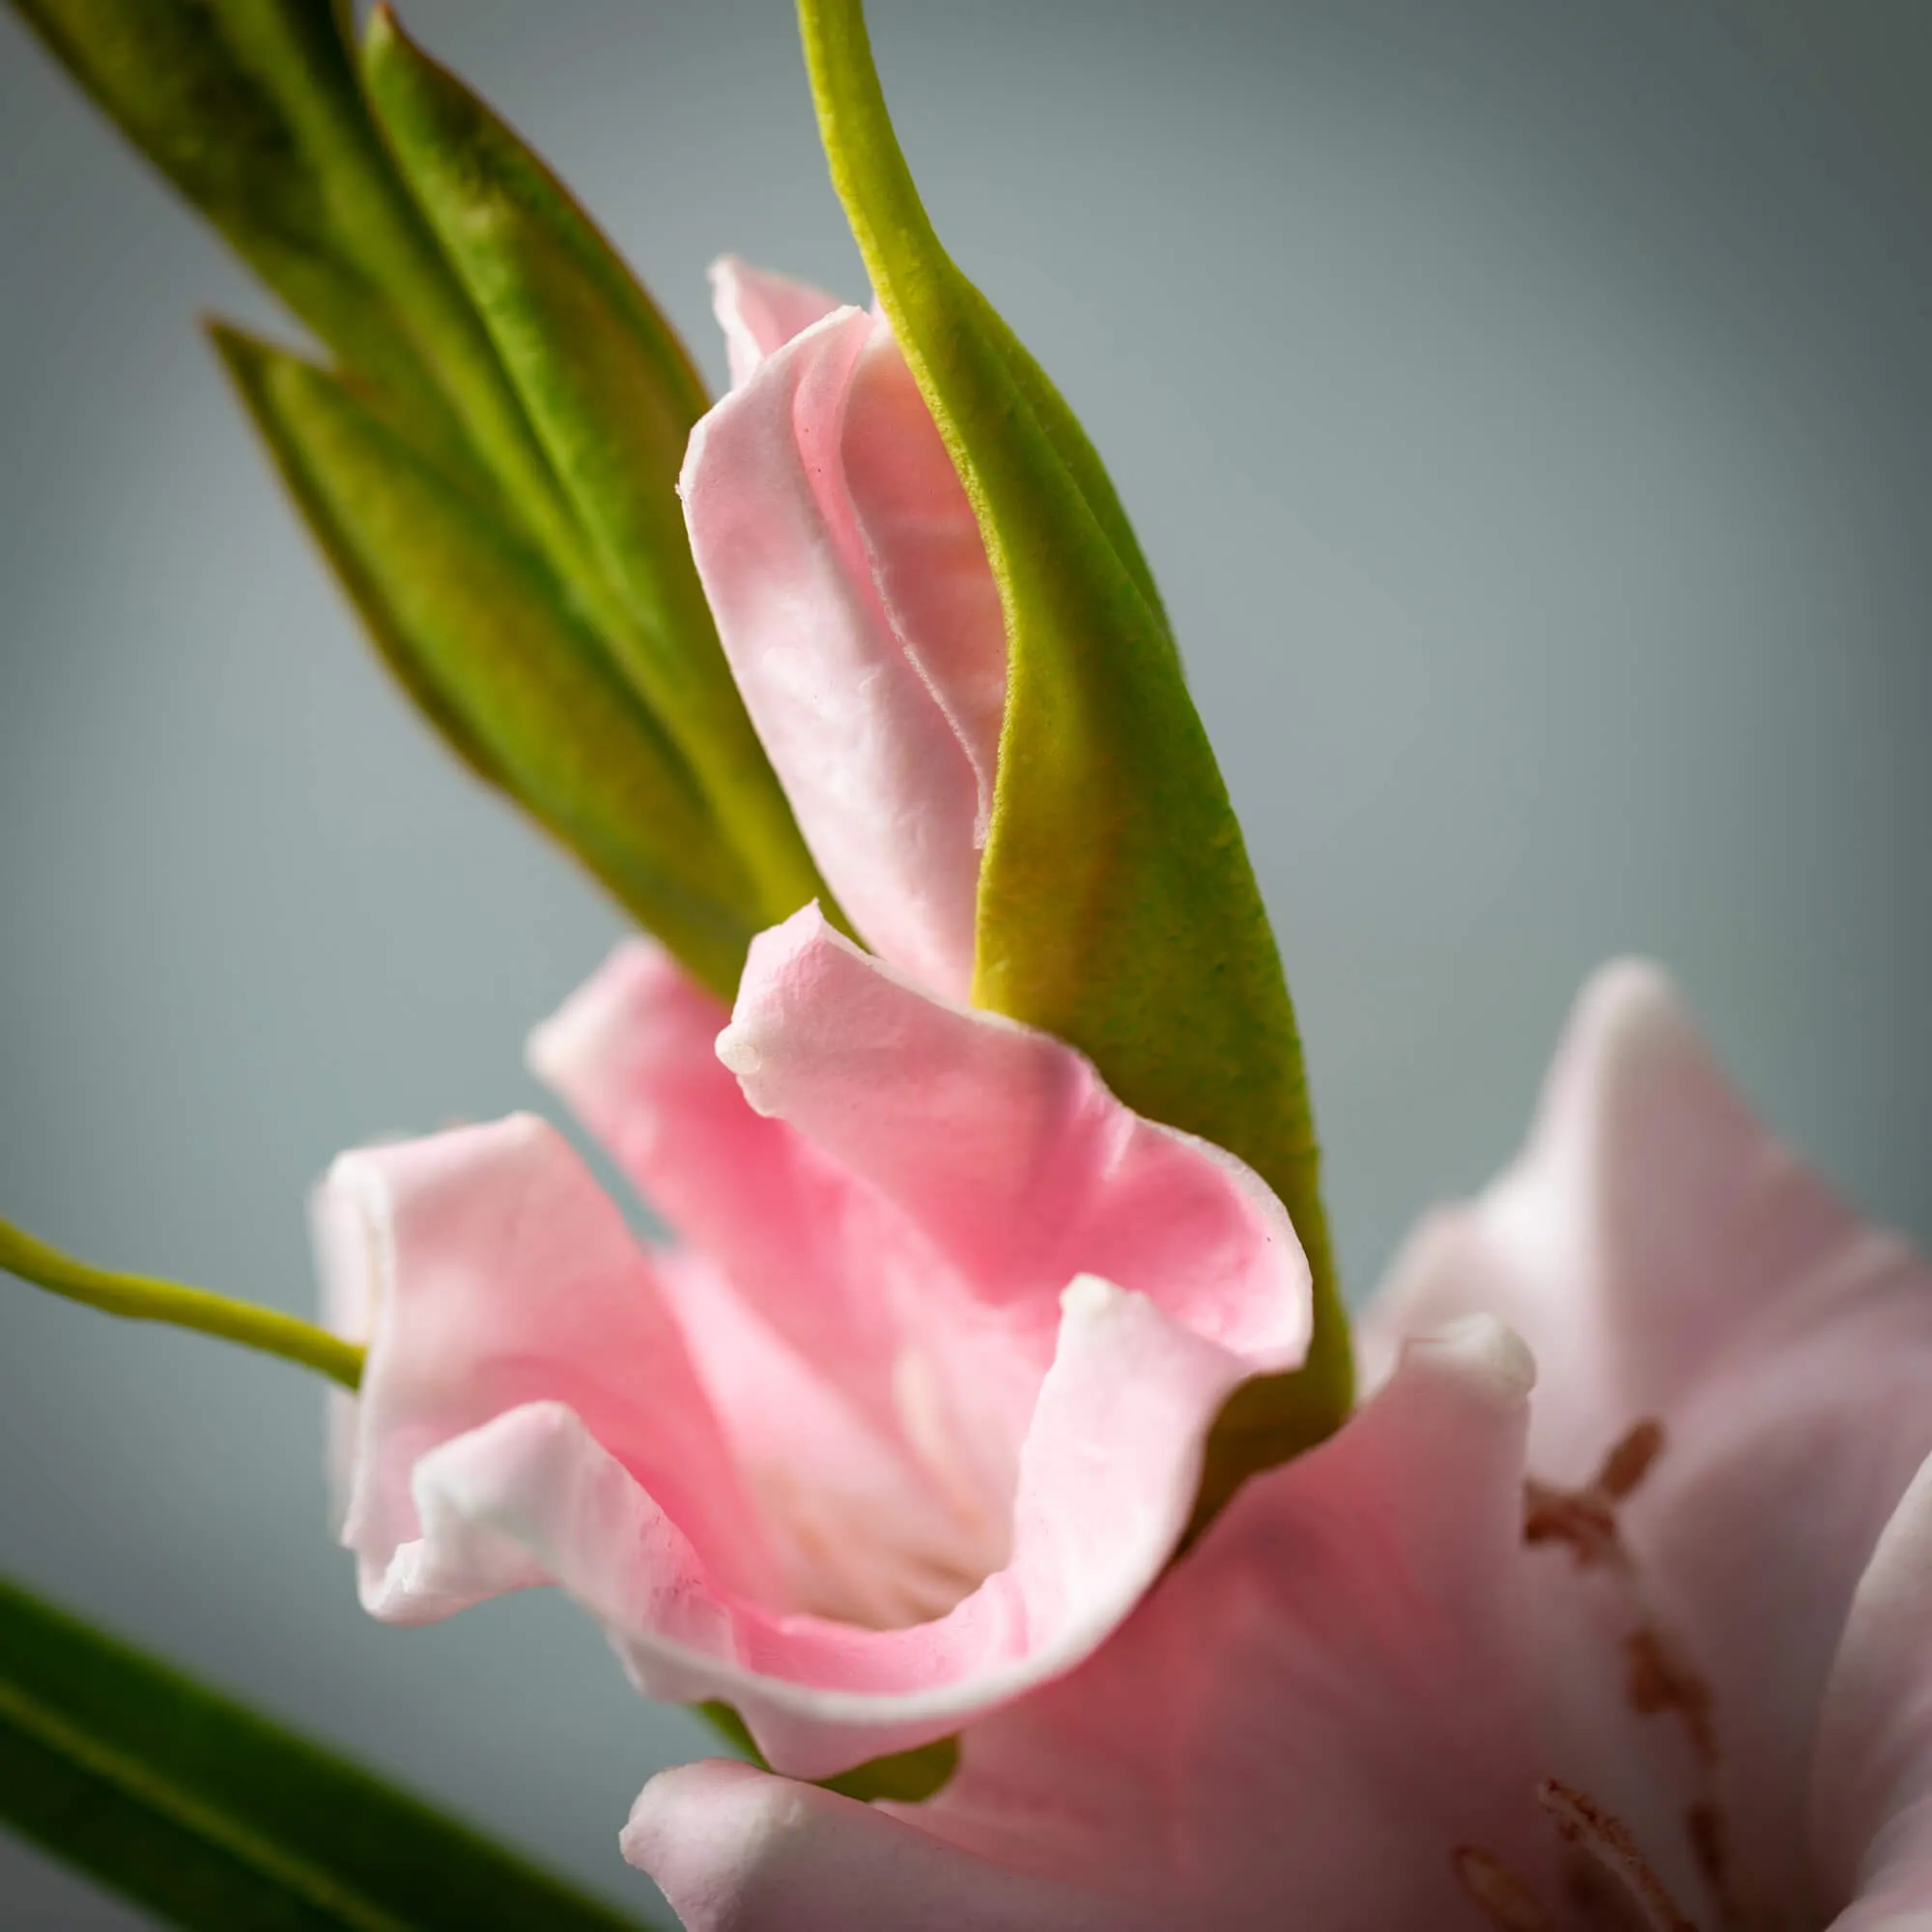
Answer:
[
  {"xmin": 316, "ymin": 906, "xmax": 1309, "ymax": 1779},
  {"xmin": 626, "ymin": 963, "xmax": 1932, "ymax": 1930},
  {"xmin": 684, "ymin": 259, "xmax": 1009, "ymax": 1003}
]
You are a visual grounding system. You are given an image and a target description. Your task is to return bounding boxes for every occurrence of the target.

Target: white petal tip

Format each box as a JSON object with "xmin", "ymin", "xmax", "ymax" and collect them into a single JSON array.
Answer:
[
  {"xmin": 715, "ymin": 1022, "xmax": 760, "ymax": 1081},
  {"xmin": 1060, "ymin": 1272, "xmax": 1122, "ymax": 1321},
  {"xmin": 1571, "ymin": 956, "xmax": 1694, "ymax": 1056},
  {"xmin": 1405, "ymin": 1313, "xmax": 1538, "ymax": 1399}
]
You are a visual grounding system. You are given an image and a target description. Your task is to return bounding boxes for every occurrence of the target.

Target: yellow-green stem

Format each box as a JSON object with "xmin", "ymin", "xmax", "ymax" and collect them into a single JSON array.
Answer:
[{"xmin": 0, "ymin": 1217, "xmax": 363, "ymax": 1391}]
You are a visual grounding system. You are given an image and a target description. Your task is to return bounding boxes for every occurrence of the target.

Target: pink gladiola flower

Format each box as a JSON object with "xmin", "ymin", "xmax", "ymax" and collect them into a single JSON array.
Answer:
[
  {"xmin": 317, "ymin": 906, "xmax": 1309, "ymax": 1778},
  {"xmin": 626, "ymin": 963, "xmax": 1932, "ymax": 1930},
  {"xmin": 684, "ymin": 260, "xmax": 1009, "ymax": 1003}
]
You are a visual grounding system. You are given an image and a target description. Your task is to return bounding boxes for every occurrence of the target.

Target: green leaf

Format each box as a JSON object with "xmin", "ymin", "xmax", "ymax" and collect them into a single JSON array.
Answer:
[
  {"xmin": 0, "ymin": 1215, "xmax": 363, "ymax": 1390},
  {"xmin": 213, "ymin": 323, "xmax": 760, "ymax": 1000},
  {"xmin": 796, "ymin": 0, "xmax": 1352, "ymax": 1497},
  {"xmin": 13, "ymin": 0, "xmax": 846, "ymax": 990},
  {"xmin": 358, "ymin": 8, "xmax": 828, "ymax": 932},
  {"xmin": 0, "ymin": 1574, "xmax": 654, "ymax": 1930},
  {"xmin": 9, "ymin": 0, "xmax": 507, "ymax": 505}
]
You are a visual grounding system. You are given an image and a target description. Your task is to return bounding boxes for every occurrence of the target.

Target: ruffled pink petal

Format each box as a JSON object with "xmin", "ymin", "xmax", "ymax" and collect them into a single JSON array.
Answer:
[
  {"xmin": 1366, "ymin": 959, "xmax": 1932, "ymax": 1913},
  {"xmin": 658, "ymin": 1249, "xmax": 995, "ymax": 1629},
  {"xmin": 709, "ymin": 257, "xmax": 843, "ymax": 389},
  {"xmin": 526, "ymin": 936, "xmax": 900, "ymax": 1424},
  {"xmin": 531, "ymin": 916, "xmax": 1309, "ymax": 1630},
  {"xmin": 716, "ymin": 904, "xmax": 1309, "ymax": 1519},
  {"xmin": 314, "ymin": 1116, "xmax": 772, "ymax": 1619},
  {"xmin": 394, "ymin": 1265, "xmax": 1291, "ymax": 1780},
  {"xmin": 720, "ymin": 907, "xmax": 1307, "ymax": 1369},
  {"xmin": 685, "ymin": 283, "xmax": 1004, "ymax": 1000},
  {"xmin": 529, "ymin": 939, "xmax": 980, "ymax": 1624},
  {"xmin": 625, "ymin": 1320, "xmax": 1552, "ymax": 1928},
  {"xmin": 337, "ymin": 924, "xmax": 1309, "ymax": 1776},
  {"xmin": 1810, "ymin": 1449, "xmax": 1932, "ymax": 1928}
]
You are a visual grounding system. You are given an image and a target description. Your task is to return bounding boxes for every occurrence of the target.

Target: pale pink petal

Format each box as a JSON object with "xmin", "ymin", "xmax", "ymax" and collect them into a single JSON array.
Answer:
[
  {"xmin": 625, "ymin": 1320, "xmax": 1553, "ymax": 1926},
  {"xmin": 1810, "ymin": 1449, "xmax": 1932, "ymax": 1928},
  {"xmin": 840, "ymin": 319, "xmax": 1007, "ymax": 833},
  {"xmin": 684, "ymin": 298, "xmax": 1001, "ymax": 1000},
  {"xmin": 1513, "ymin": 1530, "xmax": 1712, "ymax": 1913},
  {"xmin": 527, "ymin": 934, "xmax": 1009, "ymax": 1610},
  {"xmin": 531, "ymin": 919, "xmax": 1308, "ymax": 1632},
  {"xmin": 527, "ymin": 937, "xmax": 902, "ymax": 1423},
  {"xmin": 1366, "ymin": 959, "xmax": 1932, "ymax": 1912},
  {"xmin": 314, "ymin": 1116, "xmax": 772, "ymax": 1620},
  {"xmin": 720, "ymin": 906, "xmax": 1307, "ymax": 1368},
  {"xmin": 624, "ymin": 1760, "xmax": 1112, "ymax": 1932},
  {"xmin": 427, "ymin": 1269, "xmax": 1288, "ymax": 1780},
  {"xmin": 716, "ymin": 904, "xmax": 1309, "ymax": 1523},
  {"xmin": 709, "ymin": 257, "xmax": 843, "ymax": 389},
  {"xmin": 653, "ymin": 1249, "xmax": 993, "ymax": 1630}
]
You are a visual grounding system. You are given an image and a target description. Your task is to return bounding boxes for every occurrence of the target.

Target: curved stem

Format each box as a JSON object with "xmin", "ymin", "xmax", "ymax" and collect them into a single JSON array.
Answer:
[{"xmin": 0, "ymin": 1216, "xmax": 363, "ymax": 1391}]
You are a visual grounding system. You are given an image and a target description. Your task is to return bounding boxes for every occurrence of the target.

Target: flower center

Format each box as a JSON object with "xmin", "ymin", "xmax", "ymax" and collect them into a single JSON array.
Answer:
[
  {"xmin": 1454, "ymin": 1781, "xmax": 1706, "ymax": 1932},
  {"xmin": 1453, "ymin": 1419, "xmax": 1783, "ymax": 1932}
]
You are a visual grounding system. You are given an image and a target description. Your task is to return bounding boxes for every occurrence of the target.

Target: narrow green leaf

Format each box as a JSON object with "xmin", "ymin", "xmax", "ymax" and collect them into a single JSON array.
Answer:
[
  {"xmin": 10, "ymin": 0, "xmax": 481, "ymax": 495},
  {"xmin": 797, "ymin": 0, "xmax": 1352, "ymax": 1490},
  {"xmin": 358, "ymin": 9, "xmax": 829, "ymax": 931},
  {"xmin": 0, "ymin": 1575, "xmax": 653, "ymax": 1930},
  {"xmin": 213, "ymin": 324, "xmax": 760, "ymax": 1000},
  {"xmin": 0, "ymin": 1215, "xmax": 363, "ymax": 1389},
  {"xmin": 11, "ymin": 0, "xmax": 647, "ymax": 686}
]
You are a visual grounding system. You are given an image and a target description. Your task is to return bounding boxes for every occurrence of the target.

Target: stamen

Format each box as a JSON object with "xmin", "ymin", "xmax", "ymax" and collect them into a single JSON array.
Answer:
[
  {"xmin": 1452, "ymin": 1846, "xmax": 1553, "ymax": 1930},
  {"xmin": 1523, "ymin": 1420, "xmax": 1742, "ymax": 1926},
  {"xmin": 1684, "ymin": 1804, "xmax": 1748, "ymax": 1932},
  {"xmin": 1524, "ymin": 1477, "xmax": 1621, "ymax": 1567},
  {"xmin": 1524, "ymin": 1418, "xmax": 1668, "ymax": 1569},
  {"xmin": 1625, "ymin": 1626, "xmax": 1717, "ymax": 1766},
  {"xmin": 1539, "ymin": 1780, "xmax": 1700, "ymax": 1932},
  {"xmin": 1596, "ymin": 1420, "xmax": 1667, "ymax": 1501}
]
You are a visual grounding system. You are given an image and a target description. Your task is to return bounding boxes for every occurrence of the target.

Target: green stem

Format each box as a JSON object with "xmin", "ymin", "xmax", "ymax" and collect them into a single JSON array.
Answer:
[{"xmin": 0, "ymin": 1217, "xmax": 363, "ymax": 1391}]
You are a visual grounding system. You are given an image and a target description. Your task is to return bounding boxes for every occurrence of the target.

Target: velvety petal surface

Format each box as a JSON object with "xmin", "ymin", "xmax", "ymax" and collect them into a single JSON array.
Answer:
[
  {"xmin": 625, "ymin": 1320, "xmax": 1552, "ymax": 1930},
  {"xmin": 685, "ymin": 269, "xmax": 1006, "ymax": 999},
  {"xmin": 1366, "ymin": 959, "xmax": 1932, "ymax": 1918}
]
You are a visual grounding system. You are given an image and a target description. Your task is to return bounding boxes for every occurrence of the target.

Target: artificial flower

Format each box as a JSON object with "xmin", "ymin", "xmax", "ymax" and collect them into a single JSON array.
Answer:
[
  {"xmin": 317, "ymin": 904, "xmax": 1308, "ymax": 1780},
  {"xmin": 626, "ymin": 961, "xmax": 1932, "ymax": 1930}
]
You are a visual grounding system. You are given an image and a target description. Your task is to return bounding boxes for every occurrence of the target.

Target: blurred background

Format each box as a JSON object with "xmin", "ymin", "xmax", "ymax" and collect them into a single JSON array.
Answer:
[{"xmin": 3, "ymin": 0, "xmax": 1930, "ymax": 1920}]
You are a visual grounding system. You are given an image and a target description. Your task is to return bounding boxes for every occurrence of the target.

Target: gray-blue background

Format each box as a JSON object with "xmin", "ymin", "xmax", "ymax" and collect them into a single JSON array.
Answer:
[{"xmin": 3, "ymin": 1, "xmax": 1929, "ymax": 1921}]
